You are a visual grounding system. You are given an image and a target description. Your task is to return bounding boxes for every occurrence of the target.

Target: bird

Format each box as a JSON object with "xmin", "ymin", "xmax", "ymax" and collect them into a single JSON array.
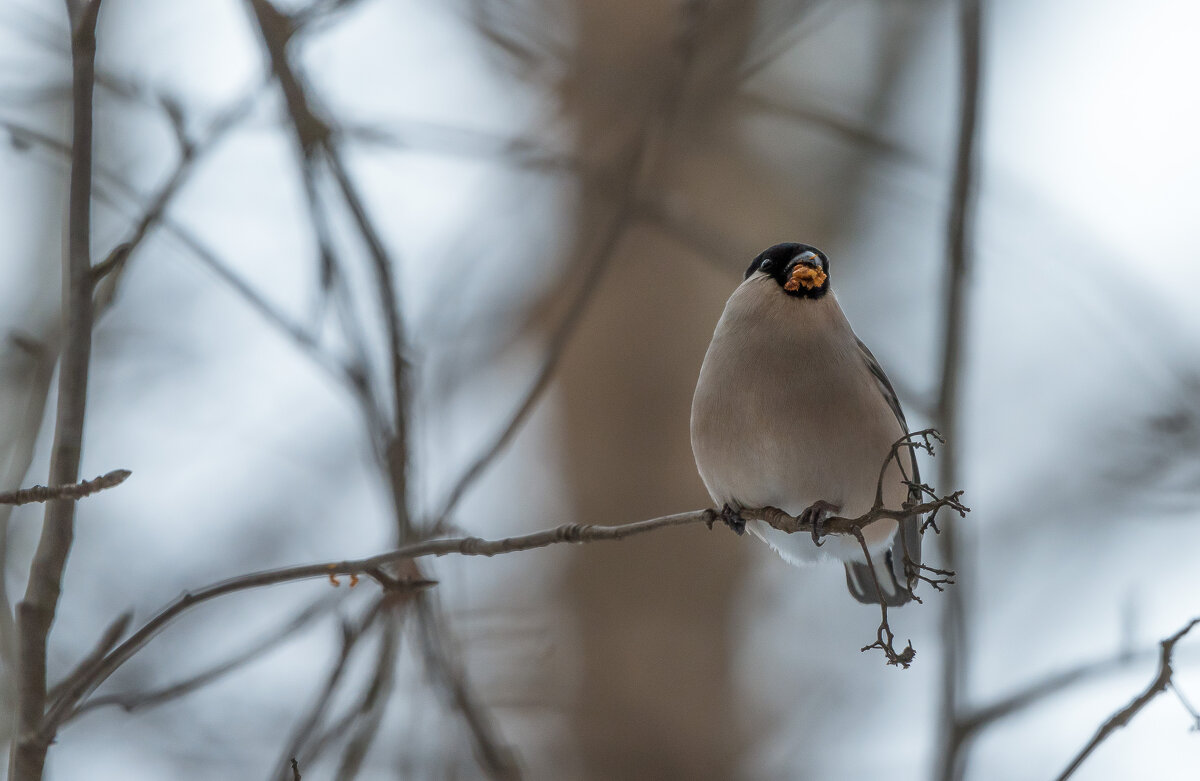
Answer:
[{"xmin": 690, "ymin": 242, "xmax": 922, "ymax": 606}]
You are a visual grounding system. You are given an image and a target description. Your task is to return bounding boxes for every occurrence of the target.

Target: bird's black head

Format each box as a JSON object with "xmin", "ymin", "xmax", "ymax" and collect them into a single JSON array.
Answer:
[{"xmin": 744, "ymin": 242, "xmax": 830, "ymax": 299}]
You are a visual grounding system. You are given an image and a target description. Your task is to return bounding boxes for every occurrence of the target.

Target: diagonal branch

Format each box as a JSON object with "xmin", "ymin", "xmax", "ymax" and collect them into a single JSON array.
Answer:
[
  {"xmin": 44, "ymin": 612, "xmax": 130, "ymax": 705},
  {"xmin": 414, "ymin": 594, "xmax": 521, "ymax": 778},
  {"xmin": 960, "ymin": 648, "xmax": 1152, "ymax": 736},
  {"xmin": 1056, "ymin": 617, "xmax": 1200, "ymax": 781},
  {"xmin": 432, "ymin": 195, "xmax": 631, "ymax": 528},
  {"xmin": 73, "ymin": 599, "xmax": 332, "ymax": 716},
  {"xmin": 273, "ymin": 598, "xmax": 385, "ymax": 781},
  {"xmin": 331, "ymin": 608, "xmax": 404, "ymax": 780}
]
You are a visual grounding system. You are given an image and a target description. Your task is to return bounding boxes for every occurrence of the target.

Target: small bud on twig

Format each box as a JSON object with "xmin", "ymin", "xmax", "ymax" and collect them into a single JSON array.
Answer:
[{"xmin": 0, "ymin": 469, "xmax": 131, "ymax": 506}]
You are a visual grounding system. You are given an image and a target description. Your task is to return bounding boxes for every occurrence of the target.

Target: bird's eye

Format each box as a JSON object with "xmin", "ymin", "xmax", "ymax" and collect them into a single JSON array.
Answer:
[{"xmin": 760, "ymin": 259, "xmax": 775, "ymax": 273}]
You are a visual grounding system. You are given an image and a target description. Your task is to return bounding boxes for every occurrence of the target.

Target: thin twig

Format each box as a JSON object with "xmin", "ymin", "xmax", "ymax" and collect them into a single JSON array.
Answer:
[
  {"xmin": 284, "ymin": 606, "xmax": 408, "ymax": 778},
  {"xmin": 414, "ymin": 594, "xmax": 521, "ymax": 778},
  {"xmin": 432, "ymin": 194, "xmax": 631, "ymax": 528},
  {"xmin": 274, "ymin": 598, "xmax": 385, "ymax": 781},
  {"xmin": 960, "ymin": 648, "xmax": 1154, "ymax": 736},
  {"xmin": 332, "ymin": 608, "xmax": 403, "ymax": 780},
  {"xmin": 0, "ymin": 343, "xmax": 58, "ymax": 674},
  {"xmin": 11, "ymin": 3, "xmax": 101, "ymax": 778},
  {"xmin": 73, "ymin": 599, "xmax": 332, "ymax": 716},
  {"xmin": 323, "ymin": 143, "xmax": 412, "ymax": 533},
  {"xmin": 1057, "ymin": 617, "xmax": 1200, "ymax": 780},
  {"xmin": 244, "ymin": 0, "xmax": 413, "ymax": 539},
  {"xmin": 0, "ymin": 469, "xmax": 130, "ymax": 506},
  {"xmin": 1169, "ymin": 681, "xmax": 1200, "ymax": 731},
  {"xmin": 241, "ymin": 9, "xmax": 509, "ymax": 775},
  {"xmin": 45, "ymin": 612, "xmax": 130, "ymax": 704},
  {"xmin": 850, "ymin": 526, "xmax": 914, "ymax": 668}
]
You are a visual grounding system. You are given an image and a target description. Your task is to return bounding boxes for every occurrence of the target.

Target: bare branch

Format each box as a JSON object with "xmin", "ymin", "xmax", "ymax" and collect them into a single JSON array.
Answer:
[
  {"xmin": 11, "ymin": 3, "xmax": 102, "ymax": 777},
  {"xmin": 961, "ymin": 648, "xmax": 1151, "ymax": 736},
  {"xmin": 0, "ymin": 469, "xmax": 130, "ymax": 506},
  {"xmin": 0, "ymin": 343, "xmax": 58, "ymax": 673},
  {"xmin": 45, "ymin": 612, "xmax": 130, "ymax": 704},
  {"xmin": 414, "ymin": 595, "xmax": 521, "ymax": 778},
  {"xmin": 273, "ymin": 599, "xmax": 385, "ymax": 780},
  {"xmin": 279, "ymin": 606, "xmax": 408, "ymax": 779},
  {"xmin": 51, "ymin": 515, "xmax": 703, "ymax": 725},
  {"xmin": 44, "ymin": 444, "xmax": 964, "ymax": 723},
  {"xmin": 934, "ymin": 0, "xmax": 985, "ymax": 778},
  {"xmin": 1057, "ymin": 617, "xmax": 1200, "ymax": 780},
  {"xmin": 73, "ymin": 599, "xmax": 332, "ymax": 716},
  {"xmin": 737, "ymin": 91, "xmax": 914, "ymax": 162},
  {"xmin": 332, "ymin": 609, "xmax": 403, "ymax": 780},
  {"xmin": 849, "ymin": 526, "xmax": 915, "ymax": 668},
  {"xmin": 432, "ymin": 194, "xmax": 631, "ymax": 528},
  {"xmin": 244, "ymin": 0, "xmax": 413, "ymax": 538},
  {"xmin": 1169, "ymin": 681, "xmax": 1200, "ymax": 731}
]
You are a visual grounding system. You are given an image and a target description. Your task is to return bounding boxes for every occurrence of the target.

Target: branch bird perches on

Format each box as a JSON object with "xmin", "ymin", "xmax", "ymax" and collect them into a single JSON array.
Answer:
[{"xmin": 41, "ymin": 430, "xmax": 967, "ymax": 736}]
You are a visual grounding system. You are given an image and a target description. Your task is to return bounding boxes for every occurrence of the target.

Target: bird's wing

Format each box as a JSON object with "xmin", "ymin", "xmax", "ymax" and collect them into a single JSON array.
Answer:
[{"xmin": 843, "ymin": 338, "xmax": 923, "ymax": 607}]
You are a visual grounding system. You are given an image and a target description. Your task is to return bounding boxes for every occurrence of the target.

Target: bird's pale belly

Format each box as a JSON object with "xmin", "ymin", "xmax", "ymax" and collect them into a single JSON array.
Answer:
[{"xmin": 691, "ymin": 352, "xmax": 905, "ymax": 564}]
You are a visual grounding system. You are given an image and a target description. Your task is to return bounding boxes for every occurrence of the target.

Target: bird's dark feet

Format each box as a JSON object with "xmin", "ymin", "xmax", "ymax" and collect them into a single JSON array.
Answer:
[
  {"xmin": 800, "ymin": 499, "xmax": 841, "ymax": 546},
  {"xmin": 721, "ymin": 504, "xmax": 747, "ymax": 536}
]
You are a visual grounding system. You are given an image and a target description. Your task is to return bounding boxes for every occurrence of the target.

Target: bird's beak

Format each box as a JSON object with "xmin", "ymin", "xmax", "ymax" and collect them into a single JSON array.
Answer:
[{"xmin": 783, "ymin": 256, "xmax": 827, "ymax": 292}]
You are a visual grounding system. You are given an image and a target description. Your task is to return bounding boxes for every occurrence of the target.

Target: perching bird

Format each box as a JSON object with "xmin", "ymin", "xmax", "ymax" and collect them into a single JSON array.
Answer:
[{"xmin": 690, "ymin": 242, "xmax": 922, "ymax": 606}]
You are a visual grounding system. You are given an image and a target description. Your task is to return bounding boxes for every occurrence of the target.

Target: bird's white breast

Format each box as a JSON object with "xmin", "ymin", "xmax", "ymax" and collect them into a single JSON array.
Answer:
[{"xmin": 690, "ymin": 277, "xmax": 907, "ymax": 564}]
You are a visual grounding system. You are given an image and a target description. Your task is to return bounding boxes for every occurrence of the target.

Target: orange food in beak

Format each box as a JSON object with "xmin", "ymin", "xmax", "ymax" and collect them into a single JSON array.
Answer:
[{"xmin": 783, "ymin": 264, "xmax": 827, "ymax": 292}]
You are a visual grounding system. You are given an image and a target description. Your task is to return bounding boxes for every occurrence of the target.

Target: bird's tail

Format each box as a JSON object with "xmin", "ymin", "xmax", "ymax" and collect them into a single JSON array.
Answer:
[{"xmin": 844, "ymin": 515, "xmax": 921, "ymax": 607}]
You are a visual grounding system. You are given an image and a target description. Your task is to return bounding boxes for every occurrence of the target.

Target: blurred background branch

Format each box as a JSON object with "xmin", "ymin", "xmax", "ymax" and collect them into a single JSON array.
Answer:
[
  {"xmin": 934, "ymin": 0, "xmax": 982, "ymax": 778},
  {"xmin": 1057, "ymin": 617, "xmax": 1200, "ymax": 780},
  {"xmin": 1, "ymin": 0, "xmax": 1198, "ymax": 778},
  {"xmin": 11, "ymin": 3, "xmax": 102, "ymax": 778}
]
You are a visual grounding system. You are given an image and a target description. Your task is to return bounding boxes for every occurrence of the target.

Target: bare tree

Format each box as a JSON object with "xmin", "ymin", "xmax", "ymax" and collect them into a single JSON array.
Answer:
[{"xmin": 1, "ymin": 1, "xmax": 1196, "ymax": 779}]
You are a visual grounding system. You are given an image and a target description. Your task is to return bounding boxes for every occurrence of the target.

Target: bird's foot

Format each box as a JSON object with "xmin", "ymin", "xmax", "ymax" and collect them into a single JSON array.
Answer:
[
  {"xmin": 800, "ymin": 499, "xmax": 841, "ymax": 546},
  {"xmin": 720, "ymin": 504, "xmax": 747, "ymax": 536}
]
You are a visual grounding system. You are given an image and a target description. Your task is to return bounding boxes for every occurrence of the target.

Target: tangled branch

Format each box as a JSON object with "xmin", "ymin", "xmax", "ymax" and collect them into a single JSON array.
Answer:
[
  {"xmin": 0, "ymin": 469, "xmax": 130, "ymax": 506},
  {"xmin": 752, "ymin": 430, "xmax": 969, "ymax": 666}
]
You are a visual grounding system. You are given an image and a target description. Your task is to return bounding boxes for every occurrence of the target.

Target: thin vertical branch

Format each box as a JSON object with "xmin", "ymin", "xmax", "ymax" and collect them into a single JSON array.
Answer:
[
  {"xmin": 11, "ymin": 3, "xmax": 102, "ymax": 779},
  {"xmin": 934, "ymin": 1, "xmax": 984, "ymax": 780},
  {"xmin": 332, "ymin": 609, "xmax": 403, "ymax": 780},
  {"xmin": 272, "ymin": 598, "xmax": 385, "ymax": 781},
  {"xmin": 323, "ymin": 144, "xmax": 413, "ymax": 538},
  {"xmin": 243, "ymin": 0, "xmax": 412, "ymax": 539},
  {"xmin": 414, "ymin": 594, "xmax": 521, "ymax": 779},
  {"xmin": 0, "ymin": 344, "xmax": 57, "ymax": 680},
  {"xmin": 0, "ymin": 87, "xmax": 251, "ymax": 732}
]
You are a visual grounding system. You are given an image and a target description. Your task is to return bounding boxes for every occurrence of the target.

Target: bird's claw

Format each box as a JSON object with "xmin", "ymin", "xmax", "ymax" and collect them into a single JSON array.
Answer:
[
  {"xmin": 720, "ymin": 504, "xmax": 747, "ymax": 536},
  {"xmin": 800, "ymin": 500, "xmax": 840, "ymax": 547}
]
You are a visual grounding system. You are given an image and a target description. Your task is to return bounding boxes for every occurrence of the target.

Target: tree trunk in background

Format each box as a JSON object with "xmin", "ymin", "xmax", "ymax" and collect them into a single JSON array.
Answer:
[
  {"xmin": 553, "ymin": 3, "xmax": 755, "ymax": 777},
  {"xmin": 547, "ymin": 2, "xmax": 930, "ymax": 776}
]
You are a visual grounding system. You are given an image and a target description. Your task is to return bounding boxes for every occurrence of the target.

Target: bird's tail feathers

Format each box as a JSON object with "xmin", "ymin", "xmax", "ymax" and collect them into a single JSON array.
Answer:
[{"xmin": 844, "ymin": 517, "xmax": 921, "ymax": 607}]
